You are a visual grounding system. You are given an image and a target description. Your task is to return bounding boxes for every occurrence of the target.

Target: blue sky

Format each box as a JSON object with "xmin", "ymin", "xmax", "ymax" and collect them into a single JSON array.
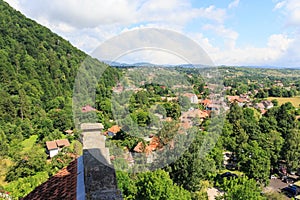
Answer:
[{"xmin": 4, "ymin": 0, "xmax": 300, "ymax": 67}]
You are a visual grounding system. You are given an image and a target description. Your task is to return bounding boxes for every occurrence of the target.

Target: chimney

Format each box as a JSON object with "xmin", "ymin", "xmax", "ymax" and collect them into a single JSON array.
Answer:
[{"xmin": 81, "ymin": 123, "xmax": 122, "ymax": 200}]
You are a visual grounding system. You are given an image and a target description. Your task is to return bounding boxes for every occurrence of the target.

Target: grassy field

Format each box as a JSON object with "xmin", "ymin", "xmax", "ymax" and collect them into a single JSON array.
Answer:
[
  {"xmin": 21, "ymin": 135, "xmax": 38, "ymax": 153},
  {"xmin": 0, "ymin": 135, "xmax": 40, "ymax": 186},
  {"xmin": 267, "ymin": 96, "xmax": 300, "ymax": 108},
  {"xmin": 0, "ymin": 159, "xmax": 13, "ymax": 186}
]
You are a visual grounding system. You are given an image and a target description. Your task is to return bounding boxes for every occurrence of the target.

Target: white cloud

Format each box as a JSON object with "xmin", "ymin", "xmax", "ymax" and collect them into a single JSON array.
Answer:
[
  {"xmin": 5, "ymin": 0, "xmax": 299, "ymax": 67},
  {"xmin": 228, "ymin": 0, "xmax": 240, "ymax": 9},
  {"xmin": 6, "ymin": 0, "xmax": 226, "ymax": 29},
  {"xmin": 16, "ymin": 0, "xmax": 140, "ymax": 28},
  {"xmin": 273, "ymin": 1, "xmax": 286, "ymax": 10},
  {"xmin": 189, "ymin": 33, "xmax": 220, "ymax": 53},
  {"xmin": 202, "ymin": 24, "xmax": 239, "ymax": 49},
  {"xmin": 117, "ymin": 50, "xmax": 188, "ymax": 65},
  {"xmin": 213, "ymin": 34, "xmax": 293, "ymax": 66},
  {"xmin": 4, "ymin": 0, "xmax": 20, "ymax": 10},
  {"xmin": 267, "ymin": 34, "xmax": 293, "ymax": 51},
  {"xmin": 274, "ymin": 0, "xmax": 300, "ymax": 26},
  {"xmin": 190, "ymin": 32, "xmax": 294, "ymax": 66},
  {"xmin": 3, "ymin": 0, "xmax": 228, "ymax": 54}
]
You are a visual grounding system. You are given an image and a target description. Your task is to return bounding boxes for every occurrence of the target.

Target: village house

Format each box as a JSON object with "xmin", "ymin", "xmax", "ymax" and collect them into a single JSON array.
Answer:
[
  {"xmin": 112, "ymin": 84, "xmax": 124, "ymax": 93},
  {"xmin": 180, "ymin": 109, "xmax": 209, "ymax": 129},
  {"xmin": 46, "ymin": 139, "xmax": 70, "ymax": 158},
  {"xmin": 106, "ymin": 125, "xmax": 121, "ymax": 136},
  {"xmin": 161, "ymin": 96, "xmax": 178, "ymax": 102},
  {"xmin": 255, "ymin": 100, "xmax": 274, "ymax": 111},
  {"xmin": 200, "ymin": 99, "xmax": 212, "ymax": 106},
  {"xmin": 180, "ymin": 109, "xmax": 209, "ymax": 122},
  {"xmin": 255, "ymin": 102, "xmax": 265, "ymax": 110},
  {"xmin": 205, "ymin": 103, "xmax": 220, "ymax": 111},
  {"xmin": 183, "ymin": 93, "xmax": 198, "ymax": 104},
  {"xmin": 133, "ymin": 142, "xmax": 144, "ymax": 153},
  {"xmin": 46, "ymin": 141, "xmax": 58, "ymax": 158},
  {"xmin": 133, "ymin": 137, "xmax": 161, "ymax": 154},
  {"xmin": 262, "ymin": 100, "xmax": 274, "ymax": 109},
  {"xmin": 64, "ymin": 129, "xmax": 74, "ymax": 136},
  {"xmin": 274, "ymin": 80, "xmax": 284, "ymax": 87},
  {"xmin": 227, "ymin": 95, "xmax": 249, "ymax": 106},
  {"xmin": 81, "ymin": 105, "xmax": 97, "ymax": 113}
]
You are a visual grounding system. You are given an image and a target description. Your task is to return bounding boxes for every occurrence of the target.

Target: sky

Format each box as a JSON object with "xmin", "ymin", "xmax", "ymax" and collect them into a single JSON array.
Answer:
[{"xmin": 4, "ymin": 0, "xmax": 300, "ymax": 67}]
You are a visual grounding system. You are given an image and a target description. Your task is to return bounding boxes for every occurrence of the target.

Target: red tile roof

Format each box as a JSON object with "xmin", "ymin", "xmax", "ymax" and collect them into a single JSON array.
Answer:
[
  {"xmin": 22, "ymin": 159, "xmax": 78, "ymax": 200},
  {"xmin": 46, "ymin": 139, "xmax": 70, "ymax": 151},
  {"xmin": 108, "ymin": 125, "xmax": 121, "ymax": 134},
  {"xmin": 145, "ymin": 137, "xmax": 160, "ymax": 154},
  {"xmin": 261, "ymin": 109, "xmax": 267, "ymax": 115},
  {"xmin": 180, "ymin": 109, "xmax": 209, "ymax": 120},
  {"xmin": 201, "ymin": 99, "xmax": 211, "ymax": 105},
  {"xmin": 46, "ymin": 141, "xmax": 58, "ymax": 150},
  {"xmin": 81, "ymin": 105, "xmax": 97, "ymax": 113},
  {"xmin": 56, "ymin": 139, "xmax": 70, "ymax": 147},
  {"xmin": 133, "ymin": 142, "xmax": 144, "ymax": 153},
  {"xmin": 227, "ymin": 96, "xmax": 246, "ymax": 103}
]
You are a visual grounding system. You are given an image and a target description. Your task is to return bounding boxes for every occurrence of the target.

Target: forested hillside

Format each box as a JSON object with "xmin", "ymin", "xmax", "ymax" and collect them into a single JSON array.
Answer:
[
  {"xmin": 0, "ymin": 0, "xmax": 84, "ymax": 132},
  {"xmin": 1, "ymin": 0, "xmax": 300, "ymax": 199},
  {"xmin": 0, "ymin": 0, "xmax": 120, "ymax": 197}
]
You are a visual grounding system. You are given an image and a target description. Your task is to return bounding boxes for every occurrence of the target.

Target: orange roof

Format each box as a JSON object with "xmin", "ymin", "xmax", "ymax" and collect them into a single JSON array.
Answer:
[
  {"xmin": 201, "ymin": 99, "xmax": 211, "ymax": 105},
  {"xmin": 46, "ymin": 141, "xmax": 58, "ymax": 150},
  {"xmin": 56, "ymin": 139, "xmax": 70, "ymax": 147},
  {"xmin": 181, "ymin": 109, "xmax": 209, "ymax": 120},
  {"xmin": 228, "ymin": 96, "xmax": 245, "ymax": 103},
  {"xmin": 133, "ymin": 142, "xmax": 144, "ymax": 153},
  {"xmin": 228, "ymin": 96, "xmax": 238, "ymax": 102},
  {"xmin": 261, "ymin": 109, "xmax": 267, "ymax": 115},
  {"xmin": 108, "ymin": 125, "xmax": 121, "ymax": 134},
  {"xmin": 145, "ymin": 137, "xmax": 160, "ymax": 154},
  {"xmin": 196, "ymin": 110, "xmax": 209, "ymax": 118}
]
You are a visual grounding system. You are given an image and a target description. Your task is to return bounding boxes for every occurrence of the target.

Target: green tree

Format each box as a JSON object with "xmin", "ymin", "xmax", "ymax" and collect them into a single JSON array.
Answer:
[
  {"xmin": 178, "ymin": 96, "xmax": 191, "ymax": 111},
  {"xmin": 217, "ymin": 176, "xmax": 265, "ymax": 200},
  {"xmin": 116, "ymin": 171, "xmax": 138, "ymax": 200},
  {"xmin": 168, "ymin": 133, "xmax": 216, "ymax": 191},
  {"xmin": 271, "ymin": 99, "xmax": 279, "ymax": 106},
  {"xmin": 283, "ymin": 129, "xmax": 300, "ymax": 171},
  {"xmin": 163, "ymin": 102, "xmax": 181, "ymax": 120},
  {"xmin": 259, "ymin": 130, "xmax": 283, "ymax": 167},
  {"xmin": 135, "ymin": 170, "xmax": 191, "ymax": 200},
  {"xmin": 237, "ymin": 141, "xmax": 270, "ymax": 184},
  {"xmin": 6, "ymin": 146, "xmax": 47, "ymax": 182}
]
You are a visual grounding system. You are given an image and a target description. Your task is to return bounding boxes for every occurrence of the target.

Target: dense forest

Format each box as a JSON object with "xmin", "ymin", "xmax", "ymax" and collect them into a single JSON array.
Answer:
[{"xmin": 0, "ymin": 0, "xmax": 120, "ymax": 197}]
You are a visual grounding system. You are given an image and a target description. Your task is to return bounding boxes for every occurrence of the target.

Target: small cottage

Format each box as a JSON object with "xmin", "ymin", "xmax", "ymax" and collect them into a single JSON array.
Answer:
[
  {"xmin": 46, "ymin": 141, "xmax": 59, "ymax": 158},
  {"xmin": 183, "ymin": 93, "xmax": 198, "ymax": 104},
  {"xmin": 46, "ymin": 139, "xmax": 70, "ymax": 158}
]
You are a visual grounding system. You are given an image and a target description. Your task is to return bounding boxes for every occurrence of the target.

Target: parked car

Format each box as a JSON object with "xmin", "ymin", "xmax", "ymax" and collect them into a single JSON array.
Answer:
[
  {"xmin": 220, "ymin": 172, "xmax": 238, "ymax": 179},
  {"xmin": 282, "ymin": 186, "xmax": 297, "ymax": 197},
  {"xmin": 270, "ymin": 174, "xmax": 277, "ymax": 179}
]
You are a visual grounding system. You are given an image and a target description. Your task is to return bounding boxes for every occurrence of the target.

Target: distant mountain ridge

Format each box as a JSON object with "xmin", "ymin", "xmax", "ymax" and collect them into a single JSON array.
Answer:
[{"xmin": 104, "ymin": 60, "xmax": 300, "ymax": 69}]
